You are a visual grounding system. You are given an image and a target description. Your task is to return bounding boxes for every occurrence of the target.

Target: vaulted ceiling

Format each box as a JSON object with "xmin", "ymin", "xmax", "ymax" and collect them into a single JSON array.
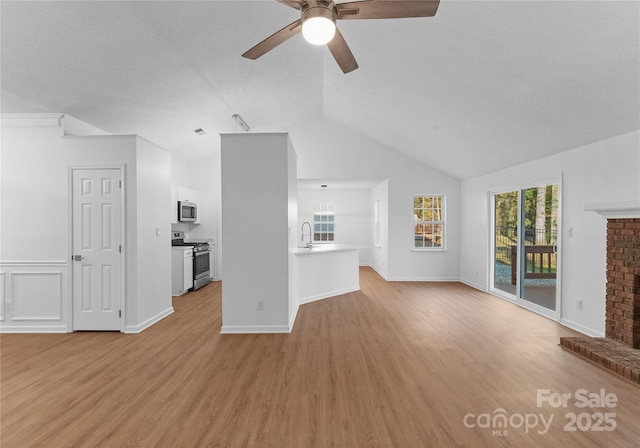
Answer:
[{"xmin": 2, "ymin": 1, "xmax": 638, "ymax": 179}]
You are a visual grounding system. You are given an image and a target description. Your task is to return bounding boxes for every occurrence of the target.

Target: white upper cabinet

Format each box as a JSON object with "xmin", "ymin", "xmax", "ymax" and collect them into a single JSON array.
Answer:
[{"xmin": 177, "ymin": 186, "xmax": 195, "ymax": 203}]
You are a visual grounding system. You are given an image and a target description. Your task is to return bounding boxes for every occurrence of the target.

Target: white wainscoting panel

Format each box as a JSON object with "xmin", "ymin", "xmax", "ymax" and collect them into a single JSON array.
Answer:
[
  {"xmin": 0, "ymin": 262, "xmax": 69, "ymax": 332},
  {"xmin": 12, "ymin": 272, "xmax": 63, "ymax": 320}
]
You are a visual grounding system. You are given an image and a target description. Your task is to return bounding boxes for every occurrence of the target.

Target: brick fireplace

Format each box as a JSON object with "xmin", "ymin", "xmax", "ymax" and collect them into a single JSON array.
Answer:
[
  {"xmin": 560, "ymin": 202, "xmax": 640, "ymax": 384},
  {"xmin": 606, "ymin": 218, "xmax": 640, "ymax": 349}
]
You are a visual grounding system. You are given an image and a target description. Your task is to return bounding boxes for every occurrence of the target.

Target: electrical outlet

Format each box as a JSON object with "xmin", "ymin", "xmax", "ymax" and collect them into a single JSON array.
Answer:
[
  {"xmin": 576, "ymin": 299, "xmax": 583, "ymax": 310},
  {"xmin": 256, "ymin": 300, "xmax": 264, "ymax": 311}
]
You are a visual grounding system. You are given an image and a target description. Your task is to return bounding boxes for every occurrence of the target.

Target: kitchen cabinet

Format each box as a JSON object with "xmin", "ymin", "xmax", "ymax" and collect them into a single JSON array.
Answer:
[
  {"xmin": 177, "ymin": 186, "xmax": 200, "ymax": 204},
  {"xmin": 294, "ymin": 245, "xmax": 360, "ymax": 304},
  {"xmin": 172, "ymin": 246, "xmax": 193, "ymax": 296}
]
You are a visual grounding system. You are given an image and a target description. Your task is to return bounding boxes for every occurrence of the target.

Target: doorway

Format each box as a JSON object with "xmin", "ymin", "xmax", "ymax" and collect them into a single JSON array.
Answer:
[
  {"xmin": 71, "ymin": 168, "xmax": 124, "ymax": 331},
  {"xmin": 491, "ymin": 183, "xmax": 560, "ymax": 317}
]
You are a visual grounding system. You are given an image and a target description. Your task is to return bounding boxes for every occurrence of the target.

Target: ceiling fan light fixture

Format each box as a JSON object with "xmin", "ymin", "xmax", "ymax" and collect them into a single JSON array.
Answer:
[
  {"xmin": 302, "ymin": 17, "xmax": 335, "ymax": 45},
  {"xmin": 301, "ymin": 4, "xmax": 336, "ymax": 45}
]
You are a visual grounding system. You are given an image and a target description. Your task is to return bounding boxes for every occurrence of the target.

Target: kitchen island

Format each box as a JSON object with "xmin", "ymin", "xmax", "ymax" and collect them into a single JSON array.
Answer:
[{"xmin": 293, "ymin": 244, "xmax": 360, "ymax": 304}]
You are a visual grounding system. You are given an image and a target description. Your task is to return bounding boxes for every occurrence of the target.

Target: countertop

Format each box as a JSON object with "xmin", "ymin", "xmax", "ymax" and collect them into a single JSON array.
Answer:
[{"xmin": 292, "ymin": 244, "xmax": 360, "ymax": 256}]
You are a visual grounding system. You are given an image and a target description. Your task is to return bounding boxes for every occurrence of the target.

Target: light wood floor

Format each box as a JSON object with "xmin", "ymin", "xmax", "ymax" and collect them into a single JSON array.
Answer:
[{"xmin": 2, "ymin": 267, "xmax": 639, "ymax": 447}]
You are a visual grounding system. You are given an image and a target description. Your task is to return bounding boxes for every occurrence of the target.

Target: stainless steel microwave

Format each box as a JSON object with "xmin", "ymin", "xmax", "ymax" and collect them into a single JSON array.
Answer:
[{"xmin": 178, "ymin": 201, "xmax": 197, "ymax": 222}]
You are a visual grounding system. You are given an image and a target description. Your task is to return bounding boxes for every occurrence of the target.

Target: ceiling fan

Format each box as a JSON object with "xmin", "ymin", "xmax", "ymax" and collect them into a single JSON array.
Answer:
[{"xmin": 242, "ymin": 0, "xmax": 440, "ymax": 74}]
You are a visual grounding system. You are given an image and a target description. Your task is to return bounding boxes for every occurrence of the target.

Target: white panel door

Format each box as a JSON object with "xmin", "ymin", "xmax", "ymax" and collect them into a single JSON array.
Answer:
[{"xmin": 72, "ymin": 169, "xmax": 123, "ymax": 331}]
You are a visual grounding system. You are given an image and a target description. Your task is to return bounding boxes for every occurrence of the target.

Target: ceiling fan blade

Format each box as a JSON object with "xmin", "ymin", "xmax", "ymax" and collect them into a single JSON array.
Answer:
[
  {"xmin": 276, "ymin": 0, "xmax": 305, "ymax": 10},
  {"xmin": 337, "ymin": 0, "xmax": 440, "ymax": 20},
  {"xmin": 327, "ymin": 28, "xmax": 359, "ymax": 74},
  {"xmin": 242, "ymin": 19, "xmax": 303, "ymax": 60}
]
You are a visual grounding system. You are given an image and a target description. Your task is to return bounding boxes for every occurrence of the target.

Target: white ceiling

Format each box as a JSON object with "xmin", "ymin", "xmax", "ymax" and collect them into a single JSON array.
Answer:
[{"xmin": 2, "ymin": 1, "xmax": 638, "ymax": 179}]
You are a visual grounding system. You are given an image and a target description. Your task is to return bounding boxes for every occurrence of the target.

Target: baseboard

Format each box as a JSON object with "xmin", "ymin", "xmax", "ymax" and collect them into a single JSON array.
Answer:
[
  {"xmin": 560, "ymin": 318, "xmax": 604, "ymax": 338},
  {"xmin": 368, "ymin": 264, "xmax": 390, "ymax": 281},
  {"xmin": 0, "ymin": 324, "xmax": 70, "ymax": 333},
  {"xmin": 459, "ymin": 278, "xmax": 486, "ymax": 291},
  {"xmin": 365, "ymin": 265, "xmax": 460, "ymax": 283},
  {"xmin": 220, "ymin": 324, "xmax": 293, "ymax": 334},
  {"xmin": 384, "ymin": 276, "xmax": 460, "ymax": 282},
  {"xmin": 123, "ymin": 307, "xmax": 174, "ymax": 334},
  {"xmin": 298, "ymin": 285, "xmax": 361, "ymax": 305},
  {"xmin": 289, "ymin": 302, "xmax": 300, "ymax": 330}
]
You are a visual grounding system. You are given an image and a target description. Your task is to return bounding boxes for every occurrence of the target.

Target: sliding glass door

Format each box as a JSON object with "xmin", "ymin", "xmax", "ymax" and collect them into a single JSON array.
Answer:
[
  {"xmin": 520, "ymin": 185, "xmax": 558, "ymax": 310},
  {"xmin": 493, "ymin": 191, "xmax": 519, "ymax": 297},
  {"xmin": 492, "ymin": 184, "xmax": 559, "ymax": 315}
]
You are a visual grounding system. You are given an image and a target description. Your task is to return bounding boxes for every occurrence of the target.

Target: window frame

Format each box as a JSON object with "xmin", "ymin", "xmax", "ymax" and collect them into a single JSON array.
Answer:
[
  {"xmin": 374, "ymin": 198, "xmax": 381, "ymax": 248},
  {"xmin": 412, "ymin": 194, "xmax": 446, "ymax": 251}
]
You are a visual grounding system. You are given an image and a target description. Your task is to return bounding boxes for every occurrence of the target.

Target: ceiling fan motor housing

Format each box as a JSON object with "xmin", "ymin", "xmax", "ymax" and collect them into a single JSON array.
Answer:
[{"xmin": 302, "ymin": 0, "xmax": 337, "ymax": 24}]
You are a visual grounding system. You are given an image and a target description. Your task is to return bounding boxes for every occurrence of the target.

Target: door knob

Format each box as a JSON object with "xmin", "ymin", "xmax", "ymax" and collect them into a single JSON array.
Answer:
[{"xmin": 73, "ymin": 255, "xmax": 84, "ymax": 261}]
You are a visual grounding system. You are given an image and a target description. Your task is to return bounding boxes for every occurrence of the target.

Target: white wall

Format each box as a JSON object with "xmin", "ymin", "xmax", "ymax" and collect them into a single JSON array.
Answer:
[
  {"xmin": 1, "ymin": 116, "xmax": 69, "ymax": 262},
  {"xmin": 62, "ymin": 114, "xmax": 110, "ymax": 136},
  {"xmin": 297, "ymin": 188, "xmax": 373, "ymax": 265},
  {"xmin": 170, "ymin": 159, "xmax": 191, "ymax": 188},
  {"xmin": 289, "ymin": 117, "xmax": 460, "ymax": 281},
  {"xmin": 134, "ymin": 137, "xmax": 173, "ymax": 330},
  {"xmin": 220, "ymin": 133, "xmax": 298, "ymax": 333},
  {"xmin": 0, "ymin": 114, "xmax": 173, "ymax": 333},
  {"xmin": 1, "ymin": 116, "xmax": 74, "ymax": 331},
  {"xmin": 287, "ymin": 141, "xmax": 298, "ymax": 326},
  {"xmin": 460, "ymin": 130, "xmax": 640, "ymax": 336}
]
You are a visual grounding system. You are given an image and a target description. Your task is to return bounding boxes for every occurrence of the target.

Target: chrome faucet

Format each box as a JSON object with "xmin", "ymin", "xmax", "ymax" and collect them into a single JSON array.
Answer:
[{"xmin": 301, "ymin": 221, "xmax": 312, "ymax": 247}]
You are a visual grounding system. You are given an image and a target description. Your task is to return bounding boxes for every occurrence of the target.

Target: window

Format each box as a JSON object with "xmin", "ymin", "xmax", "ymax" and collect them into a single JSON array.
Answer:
[
  {"xmin": 313, "ymin": 203, "xmax": 335, "ymax": 242},
  {"xmin": 413, "ymin": 195, "xmax": 445, "ymax": 249}
]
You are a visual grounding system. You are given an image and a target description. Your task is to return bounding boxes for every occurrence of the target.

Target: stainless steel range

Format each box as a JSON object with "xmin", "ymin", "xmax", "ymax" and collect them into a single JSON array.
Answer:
[{"xmin": 171, "ymin": 231, "xmax": 212, "ymax": 290}]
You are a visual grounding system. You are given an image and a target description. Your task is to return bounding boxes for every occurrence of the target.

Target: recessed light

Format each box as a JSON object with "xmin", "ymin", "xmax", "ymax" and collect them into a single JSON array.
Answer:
[{"xmin": 194, "ymin": 128, "xmax": 206, "ymax": 135}]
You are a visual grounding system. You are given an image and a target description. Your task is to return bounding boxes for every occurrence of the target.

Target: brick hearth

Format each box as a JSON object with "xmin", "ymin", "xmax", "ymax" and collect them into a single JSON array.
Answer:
[{"xmin": 560, "ymin": 337, "xmax": 640, "ymax": 384}]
